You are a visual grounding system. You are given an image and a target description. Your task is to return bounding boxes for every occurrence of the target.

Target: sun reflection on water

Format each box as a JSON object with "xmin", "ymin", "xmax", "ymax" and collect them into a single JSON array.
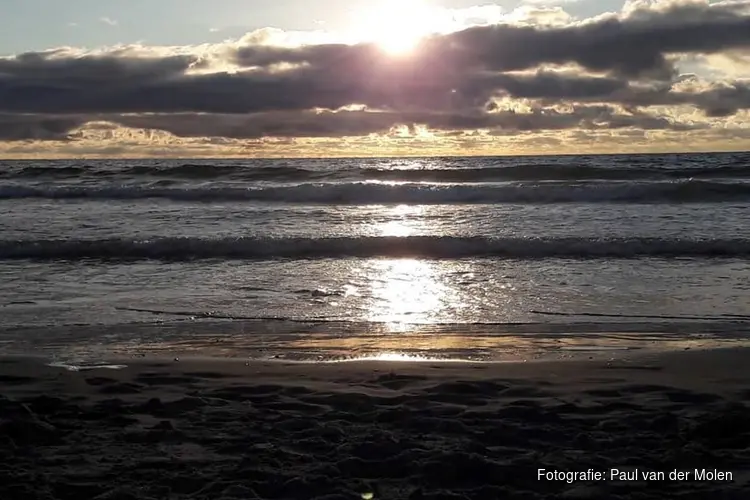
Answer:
[
  {"xmin": 373, "ymin": 204, "xmax": 425, "ymax": 237},
  {"xmin": 366, "ymin": 258, "xmax": 448, "ymax": 326},
  {"xmin": 362, "ymin": 204, "xmax": 462, "ymax": 329}
]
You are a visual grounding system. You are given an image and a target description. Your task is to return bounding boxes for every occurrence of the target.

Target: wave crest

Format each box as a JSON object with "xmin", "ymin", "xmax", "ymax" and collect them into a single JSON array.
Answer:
[
  {"xmin": 4, "ymin": 160, "xmax": 750, "ymax": 182},
  {"xmin": 2, "ymin": 180, "xmax": 749, "ymax": 204},
  {"xmin": 1, "ymin": 236, "xmax": 747, "ymax": 261}
]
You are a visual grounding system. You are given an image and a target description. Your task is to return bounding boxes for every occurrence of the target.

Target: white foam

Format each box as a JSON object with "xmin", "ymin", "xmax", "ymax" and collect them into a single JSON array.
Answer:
[{"xmin": 48, "ymin": 362, "xmax": 128, "ymax": 371}]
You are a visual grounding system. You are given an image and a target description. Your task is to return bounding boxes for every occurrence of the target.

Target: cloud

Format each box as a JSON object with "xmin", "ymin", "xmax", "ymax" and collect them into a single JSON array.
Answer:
[
  {"xmin": 99, "ymin": 17, "xmax": 118, "ymax": 26},
  {"xmin": 111, "ymin": 105, "xmax": 693, "ymax": 139},
  {"xmin": 0, "ymin": 104, "xmax": 694, "ymax": 146},
  {"xmin": 229, "ymin": 0, "xmax": 750, "ymax": 78},
  {"xmin": 0, "ymin": 114, "xmax": 85, "ymax": 141},
  {"xmin": 615, "ymin": 78, "xmax": 750, "ymax": 116},
  {"xmin": 437, "ymin": 0, "xmax": 750, "ymax": 79},
  {"xmin": 0, "ymin": 0, "xmax": 749, "ymax": 156}
]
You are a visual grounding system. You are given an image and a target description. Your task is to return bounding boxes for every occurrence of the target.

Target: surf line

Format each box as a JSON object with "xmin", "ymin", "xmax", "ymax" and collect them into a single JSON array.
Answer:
[{"xmin": 529, "ymin": 310, "xmax": 750, "ymax": 321}]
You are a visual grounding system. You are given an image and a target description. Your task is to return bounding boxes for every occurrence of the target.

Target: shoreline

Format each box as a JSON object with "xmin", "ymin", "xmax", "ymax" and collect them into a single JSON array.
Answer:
[
  {"xmin": 2, "ymin": 316, "xmax": 748, "ymax": 368},
  {"xmin": 2, "ymin": 346, "xmax": 749, "ymax": 498},
  {"xmin": 16, "ymin": 345, "xmax": 750, "ymax": 378}
]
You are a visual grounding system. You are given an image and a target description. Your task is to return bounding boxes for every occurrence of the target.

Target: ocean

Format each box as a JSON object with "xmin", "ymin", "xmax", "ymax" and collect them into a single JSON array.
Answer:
[{"xmin": 1, "ymin": 153, "xmax": 749, "ymax": 365}]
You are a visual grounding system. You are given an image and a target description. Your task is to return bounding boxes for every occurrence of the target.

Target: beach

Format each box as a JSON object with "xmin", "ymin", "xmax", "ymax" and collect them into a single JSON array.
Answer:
[{"xmin": 2, "ymin": 347, "xmax": 749, "ymax": 499}]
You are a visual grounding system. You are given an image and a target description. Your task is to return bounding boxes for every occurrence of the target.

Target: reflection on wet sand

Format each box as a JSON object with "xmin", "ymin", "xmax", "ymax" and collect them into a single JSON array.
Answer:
[
  {"xmin": 26, "ymin": 322, "xmax": 750, "ymax": 365},
  {"xmin": 284, "ymin": 331, "xmax": 739, "ymax": 362},
  {"xmin": 331, "ymin": 352, "xmax": 474, "ymax": 363}
]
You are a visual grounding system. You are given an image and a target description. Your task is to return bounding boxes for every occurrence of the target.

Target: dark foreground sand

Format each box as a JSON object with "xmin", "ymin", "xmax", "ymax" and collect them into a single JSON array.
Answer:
[{"xmin": 2, "ymin": 348, "xmax": 750, "ymax": 499}]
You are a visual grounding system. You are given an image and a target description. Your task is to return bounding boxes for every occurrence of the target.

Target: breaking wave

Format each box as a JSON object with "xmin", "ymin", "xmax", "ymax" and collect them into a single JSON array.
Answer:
[
  {"xmin": 3, "ymin": 162, "xmax": 750, "ymax": 182},
  {"xmin": 1, "ymin": 236, "xmax": 748, "ymax": 261},
  {"xmin": 119, "ymin": 164, "xmax": 322, "ymax": 180},
  {"xmin": 2, "ymin": 180, "xmax": 750, "ymax": 204},
  {"xmin": 358, "ymin": 164, "xmax": 750, "ymax": 182}
]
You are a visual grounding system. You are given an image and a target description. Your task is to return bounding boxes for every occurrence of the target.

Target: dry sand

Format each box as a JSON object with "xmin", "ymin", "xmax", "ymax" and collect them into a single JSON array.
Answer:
[{"xmin": 1, "ymin": 348, "xmax": 749, "ymax": 499}]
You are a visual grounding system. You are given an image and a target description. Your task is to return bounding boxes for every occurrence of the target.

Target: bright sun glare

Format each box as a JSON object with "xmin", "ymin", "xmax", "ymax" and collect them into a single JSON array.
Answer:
[{"xmin": 354, "ymin": 0, "xmax": 439, "ymax": 55}]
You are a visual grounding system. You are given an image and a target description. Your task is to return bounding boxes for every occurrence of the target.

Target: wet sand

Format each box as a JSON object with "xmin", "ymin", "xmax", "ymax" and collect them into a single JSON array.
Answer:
[{"xmin": 1, "ymin": 348, "xmax": 749, "ymax": 499}]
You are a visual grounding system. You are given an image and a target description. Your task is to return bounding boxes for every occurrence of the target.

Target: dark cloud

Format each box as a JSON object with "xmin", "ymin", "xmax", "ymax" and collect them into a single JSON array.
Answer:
[
  {"xmin": 2, "ymin": 49, "xmax": 195, "ymax": 82},
  {"xmin": 0, "ymin": 104, "xmax": 693, "ymax": 143},
  {"xmin": 109, "ymin": 105, "xmax": 693, "ymax": 139},
  {"xmin": 2, "ymin": 50, "xmax": 743, "ymax": 119},
  {"xmin": 439, "ymin": 1, "xmax": 750, "ymax": 79},
  {"xmin": 608, "ymin": 80, "xmax": 750, "ymax": 116},
  {"xmin": 696, "ymin": 83, "xmax": 750, "ymax": 117},
  {"xmin": 0, "ymin": 0, "xmax": 748, "ymax": 142},
  {"xmin": 663, "ymin": 81, "xmax": 750, "ymax": 117},
  {"xmin": 0, "ymin": 114, "xmax": 85, "ymax": 141},
  {"xmin": 492, "ymin": 72, "xmax": 629, "ymax": 99}
]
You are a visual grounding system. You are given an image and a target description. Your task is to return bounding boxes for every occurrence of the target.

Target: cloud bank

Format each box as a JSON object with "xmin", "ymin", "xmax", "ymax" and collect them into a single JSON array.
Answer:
[{"xmin": 2, "ymin": 0, "xmax": 750, "ymax": 157}]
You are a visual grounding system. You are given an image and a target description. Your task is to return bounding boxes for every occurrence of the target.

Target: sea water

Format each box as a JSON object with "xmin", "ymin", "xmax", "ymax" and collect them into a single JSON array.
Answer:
[{"xmin": 1, "ymin": 153, "xmax": 749, "ymax": 362}]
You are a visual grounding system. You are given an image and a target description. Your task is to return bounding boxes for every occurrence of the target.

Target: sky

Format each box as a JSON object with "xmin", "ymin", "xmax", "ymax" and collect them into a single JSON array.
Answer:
[{"xmin": 0, "ymin": 0, "xmax": 749, "ymax": 158}]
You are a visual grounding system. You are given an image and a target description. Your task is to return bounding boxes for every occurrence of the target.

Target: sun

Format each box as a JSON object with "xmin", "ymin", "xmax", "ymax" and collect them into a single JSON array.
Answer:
[
  {"xmin": 352, "ymin": 0, "xmax": 441, "ymax": 55},
  {"xmin": 380, "ymin": 28, "xmax": 422, "ymax": 56}
]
